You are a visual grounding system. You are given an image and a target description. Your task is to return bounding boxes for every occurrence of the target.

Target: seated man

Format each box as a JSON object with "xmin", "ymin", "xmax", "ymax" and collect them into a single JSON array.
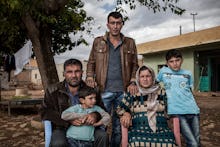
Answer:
[{"xmin": 40, "ymin": 58, "xmax": 108, "ymax": 147}]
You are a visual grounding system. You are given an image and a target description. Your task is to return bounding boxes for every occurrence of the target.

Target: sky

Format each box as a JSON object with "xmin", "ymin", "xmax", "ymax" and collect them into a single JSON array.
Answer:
[{"xmin": 54, "ymin": 0, "xmax": 220, "ymax": 63}]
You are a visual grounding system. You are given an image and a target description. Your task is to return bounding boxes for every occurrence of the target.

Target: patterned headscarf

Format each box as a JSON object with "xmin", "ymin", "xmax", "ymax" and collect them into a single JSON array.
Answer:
[{"xmin": 135, "ymin": 65, "xmax": 161, "ymax": 132}]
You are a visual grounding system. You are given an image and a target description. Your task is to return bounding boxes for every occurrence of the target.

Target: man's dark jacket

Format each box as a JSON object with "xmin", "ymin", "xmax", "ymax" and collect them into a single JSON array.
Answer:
[{"xmin": 40, "ymin": 80, "xmax": 105, "ymax": 129}]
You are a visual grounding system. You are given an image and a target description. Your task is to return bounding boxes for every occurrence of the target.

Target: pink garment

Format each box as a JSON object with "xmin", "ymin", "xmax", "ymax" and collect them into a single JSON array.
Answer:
[
  {"xmin": 121, "ymin": 125, "xmax": 128, "ymax": 147},
  {"xmin": 173, "ymin": 117, "xmax": 182, "ymax": 147}
]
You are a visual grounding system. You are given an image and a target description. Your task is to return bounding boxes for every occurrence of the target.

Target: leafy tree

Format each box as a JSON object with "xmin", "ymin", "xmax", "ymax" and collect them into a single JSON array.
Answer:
[
  {"xmin": 0, "ymin": 0, "xmax": 93, "ymax": 89},
  {"xmin": 0, "ymin": 0, "xmax": 184, "ymax": 90},
  {"xmin": 116, "ymin": 0, "xmax": 185, "ymax": 14}
]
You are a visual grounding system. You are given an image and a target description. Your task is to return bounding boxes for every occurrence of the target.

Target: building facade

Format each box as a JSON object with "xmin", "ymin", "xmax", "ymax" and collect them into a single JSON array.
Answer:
[{"xmin": 137, "ymin": 26, "xmax": 220, "ymax": 92}]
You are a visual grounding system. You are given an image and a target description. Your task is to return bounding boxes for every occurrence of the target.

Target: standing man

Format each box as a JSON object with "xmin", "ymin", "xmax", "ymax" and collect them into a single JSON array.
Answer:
[
  {"xmin": 41, "ymin": 58, "xmax": 108, "ymax": 147},
  {"xmin": 86, "ymin": 11, "xmax": 139, "ymax": 146}
]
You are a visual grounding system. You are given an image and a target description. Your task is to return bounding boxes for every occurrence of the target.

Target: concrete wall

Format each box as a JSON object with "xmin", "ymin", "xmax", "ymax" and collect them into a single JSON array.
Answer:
[
  {"xmin": 31, "ymin": 69, "xmax": 42, "ymax": 85},
  {"xmin": 0, "ymin": 71, "xmax": 9, "ymax": 89},
  {"xmin": 15, "ymin": 70, "xmax": 31, "ymax": 82}
]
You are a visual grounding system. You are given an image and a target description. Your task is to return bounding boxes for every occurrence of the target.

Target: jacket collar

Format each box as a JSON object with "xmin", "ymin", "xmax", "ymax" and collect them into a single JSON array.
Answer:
[
  {"xmin": 103, "ymin": 32, "xmax": 125, "ymax": 42},
  {"xmin": 57, "ymin": 80, "xmax": 87, "ymax": 94}
]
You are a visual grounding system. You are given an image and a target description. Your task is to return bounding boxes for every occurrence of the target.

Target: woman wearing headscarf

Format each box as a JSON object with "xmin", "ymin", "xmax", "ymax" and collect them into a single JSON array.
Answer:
[{"xmin": 117, "ymin": 65, "xmax": 177, "ymax": 147}]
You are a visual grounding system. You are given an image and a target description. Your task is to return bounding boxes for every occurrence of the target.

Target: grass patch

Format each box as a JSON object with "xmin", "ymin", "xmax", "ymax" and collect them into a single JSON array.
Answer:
[{"xmin": 11, "ymin": 95, "xmax": 31, "ymax": 100}]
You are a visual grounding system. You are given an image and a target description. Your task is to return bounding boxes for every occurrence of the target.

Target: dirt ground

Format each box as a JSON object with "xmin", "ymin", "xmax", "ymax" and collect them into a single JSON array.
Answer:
[{"xmin": 0, "ymin": 90, "xmax": 220, "ymax": 146}]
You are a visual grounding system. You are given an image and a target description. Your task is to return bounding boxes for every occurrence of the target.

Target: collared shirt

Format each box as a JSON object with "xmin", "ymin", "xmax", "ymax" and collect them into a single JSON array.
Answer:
[
  {"xmin": 105, "ymin": 38, "xmax": 124, "ymax": 92},
  {"xmin": 65, "ymin": 82, "xmax": 79, "ymax": 105}
]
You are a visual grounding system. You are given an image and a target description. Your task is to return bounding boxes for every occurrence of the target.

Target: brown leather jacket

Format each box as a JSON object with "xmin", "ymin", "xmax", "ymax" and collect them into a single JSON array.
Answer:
[
  {"xmin": 40, "ymin": 80, "xmax": 105, "ymax": 129},
  {"xmin": 86, "ymin": 32, "xmax": 139, "ymax": 92}
]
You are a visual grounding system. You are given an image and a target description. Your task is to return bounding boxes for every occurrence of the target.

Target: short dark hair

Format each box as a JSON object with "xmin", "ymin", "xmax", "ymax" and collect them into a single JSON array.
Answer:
[
  {"xmin": 78, "ymin": 86, "xmax": 97, "ymax": 99},
  {"xmin": 165, "ymin": 49, "xmax": 182, "ymax": 61},
  {"xmin": 139, "ymin": 66, "xmax": 150, "ymax": 75},
  {"xmin": 63, "ymin": 58, "xmax": 82, "ymax": 71},
  {"xmin": 107, "ymin": 11, "xmax": 123, "ymax": 23},
  {"xmin": 79, "ymin": 86, "xmax": 102, "ymax": 121}
]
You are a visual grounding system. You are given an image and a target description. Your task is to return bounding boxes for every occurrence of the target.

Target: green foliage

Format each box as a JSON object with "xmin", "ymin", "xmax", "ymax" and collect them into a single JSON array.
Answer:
[
  {"xmin": 0, "ymin": 0, "xmax": 185, "ymax": 55},
  {"xmin": 0, "ymin": 0, "xmax": 93, "ymax": 55},
  {"xmin": 116, "ymin": 0, "xmax": 185, "ymax": 15},
  {"xmin": 12, "ymin": 96, "xmax": 31, "ymax": 100},
  {"xmin": 50, "ymin": 1, "xmax": 93, "ymax": 54},
  {"xmin": 0, "ymin": 0, "xmax": 27, "ymax": 54}
]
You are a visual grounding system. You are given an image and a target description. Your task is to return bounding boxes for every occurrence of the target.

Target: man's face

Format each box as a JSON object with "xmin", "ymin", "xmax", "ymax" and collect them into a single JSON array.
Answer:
[
  {"xmin": 167, "ymin": 57, "xmax": 183, "ymax": 71},
  {"xmin": 64, "ymin": 64, "xmax": 83, "ymax": 87},
  {"xmin": 107, "ymin": 16, "xmax": 123, "ymax": 37}
]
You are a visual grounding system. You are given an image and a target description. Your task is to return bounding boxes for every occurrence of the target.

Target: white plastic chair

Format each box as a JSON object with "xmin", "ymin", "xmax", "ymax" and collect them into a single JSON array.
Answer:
[{"xmin": 44, "ymin": 120, "xmax": 52, "ymax": 147}]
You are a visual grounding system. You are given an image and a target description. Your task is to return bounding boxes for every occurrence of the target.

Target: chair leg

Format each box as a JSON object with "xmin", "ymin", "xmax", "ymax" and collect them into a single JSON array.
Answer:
[
  {"xmin": 121, "ymin": 125, "xmax": 128, "ymax": 147},
  {"xmin": 44, "ymin": 120, "xmax": 52, "ymax": 147},
  {"xmin": 173, "ymin": 117, "xmax": 181, "ymax": 147}
]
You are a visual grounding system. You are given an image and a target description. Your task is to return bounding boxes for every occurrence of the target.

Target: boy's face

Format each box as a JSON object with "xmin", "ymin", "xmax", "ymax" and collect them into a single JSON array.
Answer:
[
  {"xmin": 80, "ymin": 93, "xmax": 96, "ymax": 109},
  {"xmin": 166, "ymin": 57, "xmax": 183, "ymax": 71}
]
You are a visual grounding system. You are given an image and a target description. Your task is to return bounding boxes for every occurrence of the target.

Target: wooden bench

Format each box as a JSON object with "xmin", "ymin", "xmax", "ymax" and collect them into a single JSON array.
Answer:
[{"xmin": 0, "ymin": 98, "xmax": 43, "ymax": 116}]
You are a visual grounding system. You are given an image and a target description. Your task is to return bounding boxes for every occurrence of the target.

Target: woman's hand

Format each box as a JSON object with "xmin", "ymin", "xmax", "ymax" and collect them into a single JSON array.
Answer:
[{"xmin": 120, "ymin": 112, "xmax": 132, "ymax": 128}]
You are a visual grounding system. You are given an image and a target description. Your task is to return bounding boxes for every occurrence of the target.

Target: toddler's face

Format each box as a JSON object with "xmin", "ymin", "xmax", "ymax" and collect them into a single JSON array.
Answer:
[
  {"xmin": 82, "ymin": 94, "xmax": 96, "ymax": 109},
  {"xmin": 167, "ymin": 57, "xmax": 182, "ymax": 71}
]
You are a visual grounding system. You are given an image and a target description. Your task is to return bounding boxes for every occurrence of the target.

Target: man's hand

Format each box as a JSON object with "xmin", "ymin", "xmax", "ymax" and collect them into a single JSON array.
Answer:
[
  {"xmin": 127, "ymin": 82, "xmax": 138, "ymax": 96},
  {"xmin": 82, "ymin": 113, "xmax": 97, "ymax": 125},
  {"xmin": 70, "ymin": 112, "xmax": 100, "ymax": 126},
  {"xmin": 86, "ymin": 77, "xmax": 97, "ymax": 88},
  {"xmin": 120, "ymin": 112, "xmax": 132, "ymax": 128},
  {"xmin": 70, "ymin": 118, "xmax": 84, "ymax": 126}
]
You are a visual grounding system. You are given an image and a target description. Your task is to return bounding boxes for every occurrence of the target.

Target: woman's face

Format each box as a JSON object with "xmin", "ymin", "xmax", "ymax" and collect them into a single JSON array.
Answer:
[{"xmin": 139, "ymin": 69, "xmax": 153, "ymax": 88}]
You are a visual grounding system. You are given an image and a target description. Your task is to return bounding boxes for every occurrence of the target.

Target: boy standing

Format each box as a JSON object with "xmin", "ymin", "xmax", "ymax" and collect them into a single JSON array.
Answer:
[
  {"xmin": 157, "ymin": 49, "xmax": 200, "ymax": 147},
  {"xmin": 61, "ymin": 86, "xmax": 111, "ymax": 147}
]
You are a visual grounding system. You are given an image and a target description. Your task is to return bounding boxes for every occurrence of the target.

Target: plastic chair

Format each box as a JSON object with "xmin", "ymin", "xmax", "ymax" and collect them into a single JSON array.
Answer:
[
  {"xmin": 121, "ymin": 125, "xmax": 128, "ymax": 147},
  {"xmin": 121, "ymin": 117, "xmax": 181, "ymax": 147},
  {"xmin": 44, "ymin": 120, "xmax": 52, "ymax": 147}
]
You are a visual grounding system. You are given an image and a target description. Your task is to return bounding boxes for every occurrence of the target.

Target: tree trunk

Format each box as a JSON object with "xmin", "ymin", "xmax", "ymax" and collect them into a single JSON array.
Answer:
[
  {"xmin": 22, "ymin": 13, "xmax": 59, "ymax": 90},
  {"xmin": 39, "ymin": 24, "xmax": 60, "ymax": 89},
  {"xmin": 21, "ymin": 0, "xmax": 69, "ymax": 90}
]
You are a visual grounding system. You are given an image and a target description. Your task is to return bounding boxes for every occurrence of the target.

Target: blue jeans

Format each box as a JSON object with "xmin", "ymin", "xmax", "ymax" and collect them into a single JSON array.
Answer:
[
  {"xmin": 101, "ymin": 91, "xmax": 124, "ymax": 147},
  {"xmin": 67, "ymin": 138, "xmax": 93, "ymax": 147},
  {"xmin": 178, "ymin": 114, "xmax": 200, "ymax": 147}
]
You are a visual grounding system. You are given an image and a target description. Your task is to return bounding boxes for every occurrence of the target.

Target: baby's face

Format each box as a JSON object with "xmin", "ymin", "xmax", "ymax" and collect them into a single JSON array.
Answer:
[{"xmin": 166, "ymin": 57, "xmax": 183, "ymax": 71}]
